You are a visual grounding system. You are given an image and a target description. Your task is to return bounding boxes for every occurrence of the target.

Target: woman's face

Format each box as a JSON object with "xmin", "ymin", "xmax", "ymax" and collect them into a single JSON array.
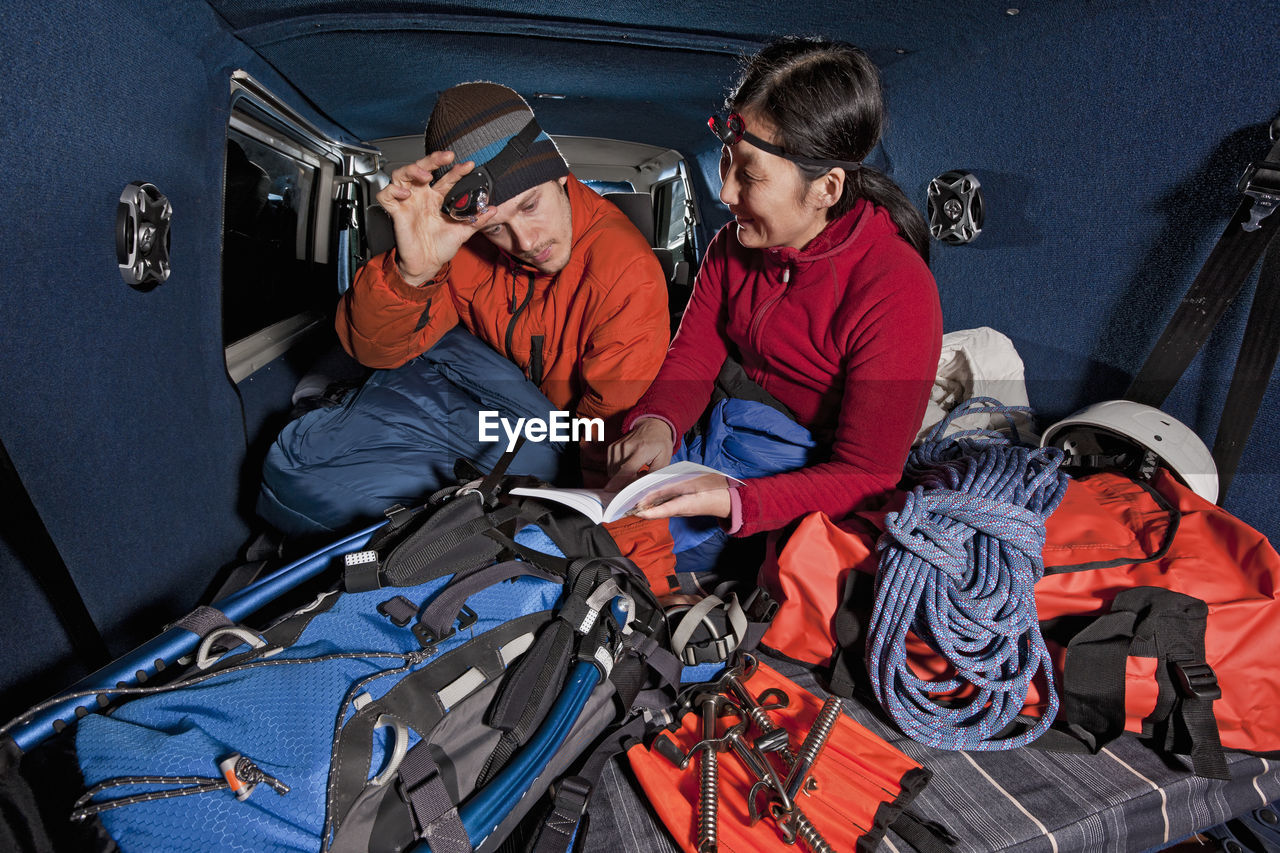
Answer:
[{"xmin": 717, "ymin": 110, "xmax": 833, "ymax": 251}]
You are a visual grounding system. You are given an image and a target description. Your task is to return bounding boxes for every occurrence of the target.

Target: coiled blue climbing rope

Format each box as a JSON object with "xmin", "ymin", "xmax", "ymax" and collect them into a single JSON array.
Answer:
[{"xmin": 867, "ymin": 397, "xmax": 1070, "ymax": 750}]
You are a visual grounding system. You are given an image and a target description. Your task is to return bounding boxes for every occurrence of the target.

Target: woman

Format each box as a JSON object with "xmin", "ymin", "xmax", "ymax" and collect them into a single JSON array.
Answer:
[{"xmin": 607, "ymin": 37, "xmax": 942, "ymax": 573}]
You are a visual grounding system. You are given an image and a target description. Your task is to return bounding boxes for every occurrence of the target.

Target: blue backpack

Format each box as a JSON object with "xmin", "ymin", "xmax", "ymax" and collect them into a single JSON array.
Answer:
[{"xmin": 68, "ymin": 474, "xmax": 672, "ymax": 853}]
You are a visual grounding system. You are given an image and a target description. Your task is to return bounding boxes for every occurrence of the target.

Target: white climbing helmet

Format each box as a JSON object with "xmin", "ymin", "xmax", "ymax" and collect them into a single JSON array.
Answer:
[{"xmin": 1040, "ymin": 400, "xmax": 1218, "ymax": 504}]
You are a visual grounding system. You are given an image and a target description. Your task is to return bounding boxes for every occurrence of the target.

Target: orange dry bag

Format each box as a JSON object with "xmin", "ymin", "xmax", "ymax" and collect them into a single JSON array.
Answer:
[{"xmin": 760, "ymin": 470, "xmax": 1280, "ymax": 775}]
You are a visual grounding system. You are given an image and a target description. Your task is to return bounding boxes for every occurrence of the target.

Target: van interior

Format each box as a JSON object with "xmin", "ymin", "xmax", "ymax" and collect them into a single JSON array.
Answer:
[{"xmin": 2, "ymin": 1, "xmax": 1278, "ymax": 850}]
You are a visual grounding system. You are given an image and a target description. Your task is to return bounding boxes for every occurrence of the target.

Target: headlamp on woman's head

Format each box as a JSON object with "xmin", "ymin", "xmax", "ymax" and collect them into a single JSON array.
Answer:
[{"xmin": 708, "ymin": 112, "xmax": 862, "ymax": 173}]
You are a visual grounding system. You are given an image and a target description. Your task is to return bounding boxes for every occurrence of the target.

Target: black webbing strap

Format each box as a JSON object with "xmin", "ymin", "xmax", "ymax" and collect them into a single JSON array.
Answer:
[
  {"xmin": 172, "ymin": 606, "xmax": 234, "ymax": 637},
  {"xmin": 479, "ymin": 525, "xmax": 571, "ymax": 576},
  {"xmin": 475, "ymin": 437, "xmax": 526, "ymax": 505},
  {"xmin": 529, "ymin": 715, "xmax": 649, "ymax": 853},
  {"xmin": 0, "ymin": 435, "xmax": 110, "ymax": 669},
  {"xmin": 1058, "ymin": 609, "xmax": 1135, "ymax": 751},
  {"xmin": 399, "ymin": 743, "xmax": 472, "ymax": 853},
  {"xmin": 1060, "ymin": 586, "xmax": 1227, "ymax": 778},
  {"xmin": 889, "ymin": 809, "xmax": 957, "ymax": 853},
  {"xmin": 416, "ymin": 558, "xmax": 560, "ymax": 639},
  {"xmin": 828, "ymin": 567, "xmax": 877, "ymax": 699},
  {"xmin": 380, "ymin": 503, "xmax": 523, "ymax": 588},
  {"xmin": 376, "ymin": 595, "xmax": 418, "ymax": 627},
  {"xmin": 480, "ymin": 121, "xmax": 543, "ymax": 187},
  {"xmin": 1125, "ymin": 121, "xmax": 1280, "ymax": 502},
  {"xmin": 624, "ymin": 632, "xmax": 682, "ymax": 693},
  {"xmin": 1127, "ymin": 130, "xmax": 1280, "ymax": 407}
]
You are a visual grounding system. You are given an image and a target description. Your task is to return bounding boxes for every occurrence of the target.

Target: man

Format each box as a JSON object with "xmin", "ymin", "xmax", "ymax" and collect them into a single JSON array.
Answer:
[{"xmin": 337, "ymin": 81, "xmax": 674, "ymax": 579}]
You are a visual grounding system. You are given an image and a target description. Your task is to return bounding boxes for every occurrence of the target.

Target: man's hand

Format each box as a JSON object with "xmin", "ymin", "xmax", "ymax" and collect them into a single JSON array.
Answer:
[
  {"xmin": 605, "ymin": 417, "xmax": 675, "ymax": 491},
  {"xmin": 377, "ymin": 151, "xmax": 499, "ymax": 286}
]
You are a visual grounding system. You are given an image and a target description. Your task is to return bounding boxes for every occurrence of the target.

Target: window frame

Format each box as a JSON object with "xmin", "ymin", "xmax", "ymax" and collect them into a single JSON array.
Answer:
[{"xmin": 222, "ymin": 71, "xmax": 379, "ymax": 383}]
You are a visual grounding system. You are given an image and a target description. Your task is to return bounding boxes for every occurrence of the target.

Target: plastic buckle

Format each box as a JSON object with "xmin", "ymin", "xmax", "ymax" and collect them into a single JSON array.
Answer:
[
  {"xmin": 681, "ymin": 635, "xmax": 733, "ymax": 666},
  {"xmin": 744, "ymin": 588, "xmax": 780, "ymax": 623},
  {"xmin": 377, "ymin": 596, "xmax": 418, "ymax": 628},
  {"xmin": 1173, "ymin": 660, "xmax": 1222, "ymax": 700},
  {"xmin": 1237, "ymin": 159, "xmax": 1280, "ymax": 232},
  {"xmin": 552, "ymin": 775, "xmax": 593, "ymax": 819},
  {"xmin": 411, "ymin": 605, "xmax": 477, "ymax": 651},
  {"xmin": 410, "ymin": 621, "xmax": 440, "ymax": 653},
  {"xmin": 455, "ymin": 604, "xmax": 478, "ymax": 632}
]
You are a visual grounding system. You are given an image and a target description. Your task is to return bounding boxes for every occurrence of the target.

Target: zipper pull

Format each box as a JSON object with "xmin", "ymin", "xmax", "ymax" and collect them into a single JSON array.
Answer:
[{"xmin": 782, "ymin": 266, "xmax": 791, "ymax": 284}]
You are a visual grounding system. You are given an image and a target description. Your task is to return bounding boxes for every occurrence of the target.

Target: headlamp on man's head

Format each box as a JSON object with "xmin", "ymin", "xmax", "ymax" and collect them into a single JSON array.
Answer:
[
  {"xmin": 442, "ymin": 169, "xmax": 493, "ymax": 222},
  {"xmin": 440, "ymin": 119, "xmax": 543, "ymax": 222},
  {"xmin": 708, "ymin": 112, "xmax": 862, "ymax": 173}
]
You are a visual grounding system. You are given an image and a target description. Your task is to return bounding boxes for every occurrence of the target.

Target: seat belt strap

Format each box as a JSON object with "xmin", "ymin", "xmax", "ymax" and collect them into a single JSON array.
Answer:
[
  {"xmin": 1210, "ymin": 239, "xmax": 1280, "ymax": 497},
  {"xmin": 1123, "ymin": 119, "xmax": 1280, "ymax": 503},
  {"xmin": 1125, "ymin": 123, "xmax": 1280, "ymax": 409}
]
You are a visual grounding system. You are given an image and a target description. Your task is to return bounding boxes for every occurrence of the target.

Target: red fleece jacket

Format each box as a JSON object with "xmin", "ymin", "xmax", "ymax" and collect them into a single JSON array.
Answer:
[{"xmin": 625, "ymin": 199, "xmax": 942, "ymax": 536}]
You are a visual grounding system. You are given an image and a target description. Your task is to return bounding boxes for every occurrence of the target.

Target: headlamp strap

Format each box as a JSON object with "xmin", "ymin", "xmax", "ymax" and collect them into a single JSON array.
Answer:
[{"xmin": 480, "ymin": 119, "xmax": 543, "ymax": 184}]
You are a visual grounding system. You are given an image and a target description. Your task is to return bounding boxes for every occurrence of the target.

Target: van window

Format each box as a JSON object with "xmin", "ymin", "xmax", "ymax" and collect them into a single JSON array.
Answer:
[
  {"xmin": 654, "ymin": 174, "xmax": 693, "ymax": 264},
  {"xmin": 583, "ymin": 179, "xmax": 635, "ymax": 195},
  {"xmin": 222, "ymin": 129, "xmax": 331, "ymax": 347}
]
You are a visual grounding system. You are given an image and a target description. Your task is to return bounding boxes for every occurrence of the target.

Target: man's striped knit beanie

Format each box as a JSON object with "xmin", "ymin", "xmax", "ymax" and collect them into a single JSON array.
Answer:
[{"xmin": 425, "ymin": 82, "xmax": 569, "ymax": 207}]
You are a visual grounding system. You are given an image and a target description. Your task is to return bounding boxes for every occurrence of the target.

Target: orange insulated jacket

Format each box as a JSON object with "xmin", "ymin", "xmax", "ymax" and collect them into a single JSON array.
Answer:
[{"xmin": 337, "ymin": 176, "xmax": 671, "ymax": 483}]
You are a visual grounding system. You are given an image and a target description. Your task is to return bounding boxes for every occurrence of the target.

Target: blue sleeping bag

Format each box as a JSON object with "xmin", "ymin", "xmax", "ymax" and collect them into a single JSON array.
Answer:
[
  {"xmin": 670, "ymin": 397, "xmax": 816, "ymax": 573},
  {"xmin": 258, "ymin": 328, "xmax": 564, "ymax": 536}
]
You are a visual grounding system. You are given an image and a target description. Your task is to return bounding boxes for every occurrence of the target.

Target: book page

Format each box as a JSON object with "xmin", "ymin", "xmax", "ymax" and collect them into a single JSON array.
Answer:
[
  {"xmin": 506, "ymin": 486, "xmax": 610, "ymax": 523},
  {"xmin": 510, "ymin": 461, "xmax": 742, "ymax": 524}
]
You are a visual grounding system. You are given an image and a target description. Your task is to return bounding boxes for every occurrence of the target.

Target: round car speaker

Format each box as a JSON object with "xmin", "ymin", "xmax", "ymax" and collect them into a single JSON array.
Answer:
[
  {"xmin": 116, "ymin": 182, "xmax": 172, "ymax": 290},
  {"xmin": 927, "ymin": 171, "xmax": 983, "ymax": 245}
]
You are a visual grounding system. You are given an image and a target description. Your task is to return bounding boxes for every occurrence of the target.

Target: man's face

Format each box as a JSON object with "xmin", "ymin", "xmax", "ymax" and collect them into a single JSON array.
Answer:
[{"xmin": 477, "ymin": 176, "xmax": 574, "ymax": 274}]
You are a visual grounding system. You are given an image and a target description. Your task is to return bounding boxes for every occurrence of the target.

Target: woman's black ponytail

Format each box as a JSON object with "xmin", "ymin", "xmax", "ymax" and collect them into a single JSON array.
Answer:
[
  {"xmin": 846, "ymin": 168, "xmax": 930, "ymax": 264},
  {"xmin": 729, "ymin": 36, "xmax": 930, "ymax": 264}
]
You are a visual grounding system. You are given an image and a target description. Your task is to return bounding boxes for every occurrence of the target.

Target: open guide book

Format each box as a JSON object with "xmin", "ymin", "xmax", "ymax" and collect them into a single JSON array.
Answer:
[{"xmin": 509, "ymin": 460, "xmax": 743, "ymax": 524}]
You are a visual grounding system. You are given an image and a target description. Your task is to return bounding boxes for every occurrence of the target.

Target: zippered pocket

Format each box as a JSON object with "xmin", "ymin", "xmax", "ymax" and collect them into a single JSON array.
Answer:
[{"xmin": 530, "ymin": 335, "xmax": 545, "ymax": 386}]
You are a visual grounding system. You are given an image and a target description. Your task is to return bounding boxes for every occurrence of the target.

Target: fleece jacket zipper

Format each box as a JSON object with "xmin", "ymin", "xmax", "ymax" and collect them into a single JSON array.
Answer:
[{"xmin": 748, "ymin": 265, "xmax": 791, "ymax": 357}]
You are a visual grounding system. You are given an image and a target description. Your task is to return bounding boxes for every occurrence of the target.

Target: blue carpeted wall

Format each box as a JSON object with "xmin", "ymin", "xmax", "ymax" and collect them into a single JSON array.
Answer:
[
  {"xmin": 0, "ymin": 0, "xmax": 356, "ymax": 714},
  {"xmin": 872, "ymin": 3, "xmax": 1278, "ymax": 537}
]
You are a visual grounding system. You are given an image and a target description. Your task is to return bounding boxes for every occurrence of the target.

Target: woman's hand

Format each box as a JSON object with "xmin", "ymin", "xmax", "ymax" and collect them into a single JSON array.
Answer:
[
  {"xmin": 376, "ymin": 151, "xmax": 498, "ymax": 285},
  {"xmin": 631, "ymin": 486, "xmax": 732, "ymax": 521},
  {"xmin": 606, "ymin": 417, "xmax": 675, "ymax": 490}
]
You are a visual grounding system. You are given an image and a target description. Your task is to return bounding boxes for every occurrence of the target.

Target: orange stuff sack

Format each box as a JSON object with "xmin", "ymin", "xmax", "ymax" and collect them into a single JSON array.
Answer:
[
  {"xmin": 604, "ymin": 514, "xmax": 677, "ymax": 592},
  {"xmin": 627, "ymin": 661, "xmax": 930, "ymax": 853},
  {"xmin": 759, "ymin": 470, "xmax": 1280, "ymax": 770}
]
